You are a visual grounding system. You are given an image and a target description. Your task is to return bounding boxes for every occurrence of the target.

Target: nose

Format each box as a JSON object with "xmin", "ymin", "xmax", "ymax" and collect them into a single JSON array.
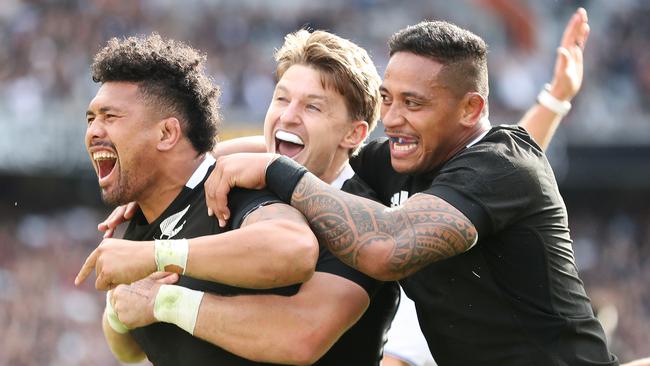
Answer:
[
  {"xmin": 86, "ymin": 117, "xmax": 107, "ymax": 144},
  {"xmin": 279, "ymin": 101, "xmax": 301, "ymax": 126},
  {"xmin": 381, "ymin": 102, "xmax": 404, "ymax": 129}
]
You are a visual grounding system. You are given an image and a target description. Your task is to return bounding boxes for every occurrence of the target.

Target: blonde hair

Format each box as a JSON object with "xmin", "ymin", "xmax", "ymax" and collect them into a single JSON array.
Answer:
[{"xmin": 275, "ymin": 30, "xmax": 381, "ymax": 133}]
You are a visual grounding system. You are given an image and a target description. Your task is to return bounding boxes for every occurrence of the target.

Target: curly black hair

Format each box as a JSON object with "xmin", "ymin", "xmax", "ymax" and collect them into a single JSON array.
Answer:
[{"xmin": 91, "ymin": 33, "xmax": 220, "ymax": 154}]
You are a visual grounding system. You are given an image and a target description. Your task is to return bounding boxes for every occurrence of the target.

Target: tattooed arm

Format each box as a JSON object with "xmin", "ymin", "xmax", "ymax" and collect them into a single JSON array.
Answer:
[{"xmin": 292, "ymin": 175, "xmax": 477, "ymax": 281}]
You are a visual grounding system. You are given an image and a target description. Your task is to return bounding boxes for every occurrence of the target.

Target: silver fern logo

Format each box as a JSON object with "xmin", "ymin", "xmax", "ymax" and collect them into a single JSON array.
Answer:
[{"xmin": 159, "ymin": 205, "xmax": 190, "ymax": 239}]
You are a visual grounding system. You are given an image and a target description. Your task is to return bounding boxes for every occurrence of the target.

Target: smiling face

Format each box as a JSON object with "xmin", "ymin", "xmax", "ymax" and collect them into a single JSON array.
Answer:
[
  {"xmin": 264, "ymin": 64, "xmax": 360, "ymax": 182},
  {"xmin": 380, "ymin": 52, "xmax": 469, "ymax": 174},
  {"xmin": 85, "ymin": 81, "xmax": 159, "ymax": 206}
]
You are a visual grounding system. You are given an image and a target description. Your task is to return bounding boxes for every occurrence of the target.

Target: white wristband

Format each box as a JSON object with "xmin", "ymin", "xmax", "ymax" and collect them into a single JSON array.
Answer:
[
  {"xmin": 154, "ymin": 239, "xmax": 189, "ymax": 274},
  {"xmin": 154, "ymin": 284, "xmax": 204, "ymax": 335},
  {"xmin": 537, "ymin": 84, "xmax": 572, "ymax": 117},
  {"xmin": 105, "ymin": 291, "xmax": 129, "ymax": 334}
]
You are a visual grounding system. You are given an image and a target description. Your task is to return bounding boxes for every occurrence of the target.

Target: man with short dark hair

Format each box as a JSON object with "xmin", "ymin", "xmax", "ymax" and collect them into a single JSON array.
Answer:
[
  {"xmin": 205, "ymin": 16, "xmax": 619, "ymax": 366},
  {"xmin": 81, "ymin": 33, "xmax": 319, "ymax": 365}
]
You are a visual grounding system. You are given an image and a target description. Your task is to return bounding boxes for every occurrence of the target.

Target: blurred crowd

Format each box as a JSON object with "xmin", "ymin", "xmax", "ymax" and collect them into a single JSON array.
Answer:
[
  {"xmin": 1, "ymin": 198, "xmax": 649, "ymax": 365},
  {"xmin": 1, "ymin": 0, "xmax": 650, "ymax": 174}
]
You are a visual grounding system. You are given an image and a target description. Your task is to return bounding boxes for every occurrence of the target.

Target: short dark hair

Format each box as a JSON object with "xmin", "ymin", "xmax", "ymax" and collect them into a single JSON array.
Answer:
[
  {"xmin": 91, "ymin": 33, "xmax": 220, "ymax": 154},
  {"xmin": 389, "ymin": 21, "xmax": 489, "ymax": 102}
]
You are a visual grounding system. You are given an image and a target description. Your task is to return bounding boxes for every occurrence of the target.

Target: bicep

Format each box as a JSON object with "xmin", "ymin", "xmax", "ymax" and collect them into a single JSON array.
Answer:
[
  {"xmin": 241, "ymin": 202, "xmax": 309, "ymax": 227},
  {"xmin": 388, "ymin": 193, "xmax": 478, "ymax": 277},
  {"xmin": 294, "ymin": 271, "xmax": 370, "ymax": 332}
]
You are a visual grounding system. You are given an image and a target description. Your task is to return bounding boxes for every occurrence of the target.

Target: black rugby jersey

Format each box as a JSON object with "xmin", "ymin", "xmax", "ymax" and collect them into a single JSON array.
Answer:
[
  {"xmin": 349, "ymin": 126, "xmax": 618, "ymax": 366},
  {"xmin": 125, "ymin": 158, "xmax": 294, "ymax": 366},
  {"xmin": 124, "ymin": 157, "xmax": 395, "ymax": 365}
]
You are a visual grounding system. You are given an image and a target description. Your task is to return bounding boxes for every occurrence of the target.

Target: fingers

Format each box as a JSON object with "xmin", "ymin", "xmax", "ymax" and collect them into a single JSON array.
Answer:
[
  {"xmin": 124, "ymin": 202, "xmax": 138, "ymax": 220},
  {"xmin": 205, "ymin": 159, "xmax": 231, "ymax": 227},
  {"xmin": 103, "ymin": 227, "xmax": 115, "ymax": 239},
  {"xmin": 561, "ymin": 8, "xmax": 589, "ymax": 51},
  {"xmin": 156, "ymin": 272, "xmax": 180, "ymax": 284},
  {"xmin": 148, "ymin": 271, "xmax": 177, "ymax": 281},
  {"xmin": 74, "ymin": 248, "xmax": 99, "ymax": 286}
]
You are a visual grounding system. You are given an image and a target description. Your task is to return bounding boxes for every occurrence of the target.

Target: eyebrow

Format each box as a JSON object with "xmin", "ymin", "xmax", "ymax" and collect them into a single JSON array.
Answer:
[
  {"xmin": 86, "ymin": 106, "xmax": 122, "ymax": 117},
  {"xmin": 380, "ymin": 85, "xmax": 428, "ymax": 100},
  {"xmin": 276, "ymin": 85, "xmax": 328, "ymax": 102}
]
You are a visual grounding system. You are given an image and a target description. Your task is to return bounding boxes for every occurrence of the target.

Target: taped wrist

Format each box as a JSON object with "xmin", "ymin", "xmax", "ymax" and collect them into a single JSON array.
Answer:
[
  {"xmin": 154, "ymin": 284, "xmax": 204, "ymax": 335},
  {"xmin": 265, "ymin": 155, "xmax": 308, "ymax": 203},
  {"xmin": 154, "ymin": 239, "xmax": 189, "ymax": 274},
  {"xmin": 537, "ymin": 84, "xmax": 572, "ymax": 116},
  {"xmin": 105, "ymin": 291, "xmax": 129, "ymax": 334}
]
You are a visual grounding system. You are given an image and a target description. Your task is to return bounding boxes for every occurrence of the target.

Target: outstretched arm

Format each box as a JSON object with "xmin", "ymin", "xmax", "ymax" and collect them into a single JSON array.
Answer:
[
  {"xmin": 111, "ymin": 271, "xmax": 370, "ymax": 365},
  {"xmin": 519, "ymin": 7, "xmax": 589, "ymax": 150},
  {"xmin": 76, "ymin": 202, "xmax": 318, "ymax": 290}
]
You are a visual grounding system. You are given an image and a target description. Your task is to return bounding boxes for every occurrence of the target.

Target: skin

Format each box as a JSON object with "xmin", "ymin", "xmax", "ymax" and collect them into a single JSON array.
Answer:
[
  {"xmin": 264, "ymin": 64, "xmax": 367, "ymax": 184},
  {"xmin": 380, "ymin": 52, "xmax": 490, "ymax": 174}
]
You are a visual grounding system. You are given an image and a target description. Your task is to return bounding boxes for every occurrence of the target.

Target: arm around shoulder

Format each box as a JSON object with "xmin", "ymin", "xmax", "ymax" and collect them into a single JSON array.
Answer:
[{"xmin": 185, "ymin": 202, "xmax": 319, "ymax": 288}]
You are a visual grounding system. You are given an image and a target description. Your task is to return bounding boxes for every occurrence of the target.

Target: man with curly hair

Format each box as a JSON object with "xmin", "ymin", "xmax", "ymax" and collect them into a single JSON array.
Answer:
[{"xmin": 80, "ymin": 33, "xmax": 320, "ymax": 365}]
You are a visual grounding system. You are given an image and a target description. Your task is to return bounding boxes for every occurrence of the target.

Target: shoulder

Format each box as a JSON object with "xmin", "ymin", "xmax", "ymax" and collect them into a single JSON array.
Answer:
[{"xmin": 227, "ymin": 188, "xmax": 282, "ymax": 229}]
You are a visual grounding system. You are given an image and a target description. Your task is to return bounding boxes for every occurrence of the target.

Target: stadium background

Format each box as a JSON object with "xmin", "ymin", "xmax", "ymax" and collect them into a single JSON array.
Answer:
[{"xmin": 0, "ymin": 0, "xmax": 648, "ymax": 364}]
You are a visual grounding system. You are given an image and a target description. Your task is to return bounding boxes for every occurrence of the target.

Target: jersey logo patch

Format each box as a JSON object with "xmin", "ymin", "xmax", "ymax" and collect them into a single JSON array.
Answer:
[
  {"xmin": 390, "ymin": 191, "xmax": 409, "ymax": 207},
  {"xmin": 159, "ymin": 205, "xmax": 190, "ymax": 239}
]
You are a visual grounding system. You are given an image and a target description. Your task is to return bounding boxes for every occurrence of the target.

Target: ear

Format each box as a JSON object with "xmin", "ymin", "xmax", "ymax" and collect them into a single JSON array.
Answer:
[
  {"xmin": 157, "ymin": 117, "xmax": 183, "ymax": 152},
  {"xmin": 459, "ymin": 92, "xmax": 485, "ymax": 127},
  {"xmin": 340, "ymin": 120, "xmax": 369, "ymax": 150}
]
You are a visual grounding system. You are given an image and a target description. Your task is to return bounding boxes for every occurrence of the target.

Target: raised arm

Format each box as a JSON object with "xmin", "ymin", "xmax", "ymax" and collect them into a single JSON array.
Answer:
[
  {"xmin": 519, "ymin": 7, "xmax": 589, "ymax": 149},
  {"xmin": 76, "ymin": 202, "xmax": 318, "ymax": 290}
]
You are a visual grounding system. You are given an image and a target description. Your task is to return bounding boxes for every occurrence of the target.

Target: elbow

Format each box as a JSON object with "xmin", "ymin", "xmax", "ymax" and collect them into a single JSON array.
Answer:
[
  {"xmin": 272, "ymin": 220, "xmax": 319, "ymax": 284},
  {"xmin": 287, "ymin": 330, "xmax": 333, "ymax": 365}
]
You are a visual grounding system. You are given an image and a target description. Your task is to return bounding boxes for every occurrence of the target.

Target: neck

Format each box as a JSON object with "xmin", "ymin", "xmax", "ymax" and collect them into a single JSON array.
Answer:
[
  {"xmin": 442, "ymin": 119, "xmax": 491, "ymax": 163},
  {"xmin": 318, "ymin": 148, "xmax": 351, "ymax": 184},
  {"xmin": 138, "ymin": 150, "xmax": 206, "ymax": 223}
]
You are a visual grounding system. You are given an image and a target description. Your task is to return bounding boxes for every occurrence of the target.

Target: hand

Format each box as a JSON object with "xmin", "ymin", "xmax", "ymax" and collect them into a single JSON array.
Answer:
[
  {"xmin": 75, "ymin": 238, "xmax": 156, "ymax": 290},
  {"xmin": 205, "ymin": 152, "xmax": 278, "ymax": 227},
  {"xmin": 548, "ymin": 7, "xmax": 590, "ymax": 101},
  {"xmin": 110, "ymin": 272, "xmax": 179, "ymax": 329},
  {"xmin": 98, "ymin": 202, "xmax": 139, "ymax": 238}
]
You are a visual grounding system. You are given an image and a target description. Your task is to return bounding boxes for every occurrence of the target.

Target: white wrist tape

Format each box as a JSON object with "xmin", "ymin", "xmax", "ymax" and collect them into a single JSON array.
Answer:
[
  {"xmin": 154, "ymin": 284, "xmax": 204, "ymax": 335},
  {"xmin": 154, "ymin": 239, "xmax": 189, "ymax": 274},
  {"xmin": 105, "ymin": 291, "xmax": 129, "ymax": 334},
  {"xmin": 537, "ymin": 84, "xmax": 572, "ymax": 117}
]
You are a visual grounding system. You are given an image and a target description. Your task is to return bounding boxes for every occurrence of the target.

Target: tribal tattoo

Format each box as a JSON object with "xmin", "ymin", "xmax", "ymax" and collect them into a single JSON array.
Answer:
[{"xmin": 292, "ymin": 175, "xmax": 477, "ymax": 279}]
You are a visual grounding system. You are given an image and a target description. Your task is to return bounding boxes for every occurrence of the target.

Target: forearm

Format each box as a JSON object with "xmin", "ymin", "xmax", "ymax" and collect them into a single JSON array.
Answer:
[
  {"xmin": 102, "ymin": 313, "xmax": 146, "ymax": 363},
  {"xmin": 290, "ymin": 173, "xmax": 475, "ymax": 280},
  {"xmin": 211, "ymin": 135, "xmax": 266, "ymax": 158},
  {"xmin": 185, "ymin": 219, "xmax": 318, "ymax": 288},
  {"xmin": 191, "ymin": 273, "xmax": 368, "ymax": 365},
  {"xmin": 518, "ymin": 103, "xmax": 563, "ymax": 150}
]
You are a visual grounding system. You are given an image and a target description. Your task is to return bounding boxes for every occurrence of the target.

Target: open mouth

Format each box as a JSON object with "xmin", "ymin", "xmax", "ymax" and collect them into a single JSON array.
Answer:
[
  {"xmin": 93, "ymin": 151, "xmax": 118, "ymax": 181},
  {"xmin": 275, "ymin": 130, "xmax": 305, "ymax": 158},
  {"xmin": 388, "ymin": 136, "xmax": 418, "ymax": 152}
]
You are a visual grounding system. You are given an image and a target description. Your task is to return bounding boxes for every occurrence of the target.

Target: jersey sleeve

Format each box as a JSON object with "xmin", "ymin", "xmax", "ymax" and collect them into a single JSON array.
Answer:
[
  {"xmin": 226, "ymin": 187, "xmax": 281, "ymax": 230},
  {"xmin": 315, "ymin": 247, "xmax": 381, "ymax": 297},
  {"xmin": 423, "ymin": 139, "xmax": 541, "ymax": 237},
  {"xmin": 350, "ymin": 138, "xmax": 391, "ymax": 193}
]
